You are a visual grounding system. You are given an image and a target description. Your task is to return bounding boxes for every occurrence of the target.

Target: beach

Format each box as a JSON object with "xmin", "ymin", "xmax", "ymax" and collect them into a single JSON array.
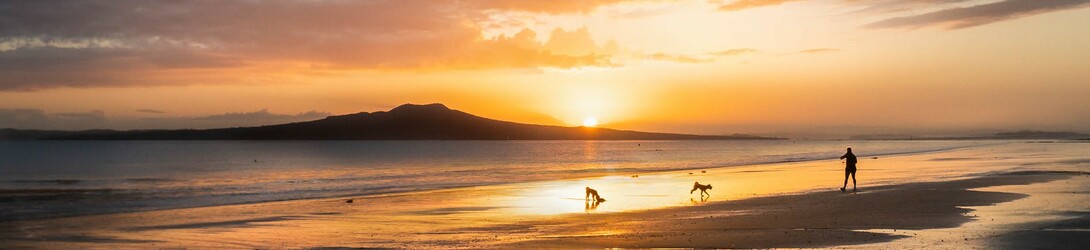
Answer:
[
  {"xmin": 5, "ymin": 0, "xmax": 1090, "ymax": 248},
  {"xmin": 2, "ymin": 141, "xmax": 1089, "ymax": 249}
]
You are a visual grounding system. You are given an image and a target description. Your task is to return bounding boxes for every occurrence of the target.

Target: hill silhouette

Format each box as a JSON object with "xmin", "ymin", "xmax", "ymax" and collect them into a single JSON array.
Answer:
[
  {"xmin": 990, "ymin": 130, "xmax": 1090, "ymax": 140},
  {"xmin": 848, "ymin": 130, "xmax": 1090, "ymax": 140},
  {"xmin": 1, "ymin": 103, "xmax": 778, "ymax": 140}
]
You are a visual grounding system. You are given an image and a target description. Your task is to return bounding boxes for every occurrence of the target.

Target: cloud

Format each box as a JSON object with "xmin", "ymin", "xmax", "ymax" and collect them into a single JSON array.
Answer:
[
  {"xmin": 708, "ymin": 48, "xmax": 758, "ymax": 56},
  {"xmin": 795, "ymin": 48, "xmax": 840, "ymax": 54},
  {"xmin": 608, "ymin": 4, "xmax": 683, "ymax": 19},
  {"xmin": 640, "ymin": 48, "xmax": 756, "ymax": 63},
  {"xmin": 126, "ymin": 110, "xmax": 328, "ymax": 129},
  {"xmin": 0, "ymin": 108, "xmax": 332, "ymax": 130},
  {"xmin": 149, "ymin": 110, "xmax": 332, "ymax": 129},
  {"xmin": 773, "ymin": 48, "xmax": 839, "ymax": 57},
  {"xmin": 0, "ymin": 46, "xmax": 249, "ymax": 90},
  {"xmin": 0, "ymin": 0, "xmax": 637, "ymax": 91},
  {"xmin": 718, "ymin": 0, "xmax": 799, "ymax": 11},
  {"xmin": 544, "ymin": 27, "xmax": 613, "ymax": 56},
  {"xmin": 716, "ymin": 0, "xmax": 1089, "ymax": 31},
  {"xmin": 718, "ymin": 0, "xmax": 983, "ymax": 14},
  {"xmin": 197, "ymin": 109, "xmax": 330, "ymax": 122},
  {"xmin": 842, "ymin": 0, "xmax": 974, "ymax": 15},
  {"xmin": 136, "ymin": 109, "xmax": 167, "ymax": 114},
  {"xmin": 0, "ymin": 109, "xmax": 48, "ymax": 129},
  {"xmin": 865, "ymin": 0, "xmax": 1090, "ymax": 29},
  {"xmin": 53, "ymin": 110, "xmax": 106, "ymax": 122},
  {"xmin": 0, "ymin": 109, "xmax": 107, "ymax": 130},
  {"xmin": 448, "ymin": 28, "xmax": 618, "ymax": 69},
  {"xmin": 465, "ymin": 0, "xmax": 630, "ymax": 14},
  {"xmin": 645, "ymin": 53, "xmax": 712, "ymax": 63}
]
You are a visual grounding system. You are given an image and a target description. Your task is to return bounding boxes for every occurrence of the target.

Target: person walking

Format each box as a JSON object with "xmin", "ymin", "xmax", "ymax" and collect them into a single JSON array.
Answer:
[{"xmin": 840, "ymin": 147, "xmax": 858, "ymax": 192}]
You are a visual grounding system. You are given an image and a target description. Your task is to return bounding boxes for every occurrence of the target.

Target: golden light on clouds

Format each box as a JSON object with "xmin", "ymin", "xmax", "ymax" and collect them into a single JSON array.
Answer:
[{"xmin": 1, "ymin": 0, "xmax": 1089, "ymax": 136}]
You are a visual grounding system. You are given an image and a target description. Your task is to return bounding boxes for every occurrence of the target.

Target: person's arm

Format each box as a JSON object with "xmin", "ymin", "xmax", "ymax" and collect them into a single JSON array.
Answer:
[{"xmin": 840, "ymin": 153, "xmax": 847, "ymax": 159}]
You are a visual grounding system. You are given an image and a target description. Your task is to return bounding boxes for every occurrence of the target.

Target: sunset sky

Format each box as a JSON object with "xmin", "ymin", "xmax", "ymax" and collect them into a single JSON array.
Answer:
[{"xmin": 1, "ymin": 0, "xmax": 1088, "ymax": 137}]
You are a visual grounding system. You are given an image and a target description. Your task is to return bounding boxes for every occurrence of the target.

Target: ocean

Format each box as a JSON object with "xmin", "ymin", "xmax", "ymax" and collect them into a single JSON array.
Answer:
[{"xmin": 0, "ymin": 140, "xmax": 991, "ymax": 221}]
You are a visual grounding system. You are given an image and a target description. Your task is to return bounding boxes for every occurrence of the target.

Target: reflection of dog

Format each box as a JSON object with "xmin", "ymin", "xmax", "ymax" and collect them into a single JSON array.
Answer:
[
  {"xmin": 585, "ymin": 187, "xmax": 606, "ymax": 202},
  {"xmin": 690, "ymin": 182, "xmax": 712, "ymax": 196},
  {"xmin": 585, "ymin": 199, "xmax": 603, "ymax": 211}
]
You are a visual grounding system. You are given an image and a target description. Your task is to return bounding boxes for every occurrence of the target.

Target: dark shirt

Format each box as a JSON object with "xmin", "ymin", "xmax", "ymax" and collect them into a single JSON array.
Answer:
[{"xmin": 840, "ymin": 152, "xmax": 857, "ymax": 167}]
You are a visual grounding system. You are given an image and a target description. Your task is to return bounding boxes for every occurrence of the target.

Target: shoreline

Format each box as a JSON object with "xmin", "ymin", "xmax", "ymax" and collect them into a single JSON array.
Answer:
[
  {"xmin": 505, "ymin": 170, "xmax": 1084, "ymax": 248},
  {"xmin": 0, "ymin": 140, "xmax": 999, "ymax": 222},
  {"xmin": 2, "ymin": 142, "xmax": 1088, "ymax": 248}
]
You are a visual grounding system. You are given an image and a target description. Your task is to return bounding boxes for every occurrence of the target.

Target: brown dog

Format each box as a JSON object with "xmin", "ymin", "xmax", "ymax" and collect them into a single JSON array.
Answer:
[
  {"xmin": 585, "ymin": 187, "xmax": 606, "ymax": 202},
  {"xmin": 691, "ymin": 182, "xmax": 712, "ymax": 196}
]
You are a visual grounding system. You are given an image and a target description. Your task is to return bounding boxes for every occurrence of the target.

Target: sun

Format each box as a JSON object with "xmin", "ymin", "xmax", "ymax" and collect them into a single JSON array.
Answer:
[{"xmin": 582, "ymin": 117, "xmax": 598, "ymax": 127}]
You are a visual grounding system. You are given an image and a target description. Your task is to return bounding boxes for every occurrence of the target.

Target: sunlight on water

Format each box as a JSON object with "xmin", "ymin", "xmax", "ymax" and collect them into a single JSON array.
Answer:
[
  {"xmin": 500, "ymin": 142, "xmax": 1026, "ymax": 216},
  {"xmin": 0, "ymin": 140, "xmax": 990, "ymax": 220},
  {"xmin": 506, "ymin": 167, "xmax": 818, "ymax": 215}
]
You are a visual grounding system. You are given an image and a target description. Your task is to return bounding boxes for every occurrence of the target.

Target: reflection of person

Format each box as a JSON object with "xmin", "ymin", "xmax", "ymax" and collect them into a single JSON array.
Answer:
[{"xmin": 840, "ymin": 147, "xmax": 858, "ymax": 192}]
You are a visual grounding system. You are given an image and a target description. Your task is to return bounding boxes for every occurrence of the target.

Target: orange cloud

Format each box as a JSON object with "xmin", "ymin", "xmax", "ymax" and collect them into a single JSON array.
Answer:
[
  {"xmin": 444, "ymin": 28, "xmax": 617, "ymax": 69},
  {"xmin": 0, "ymin": 1, "xmax": 634, "ymax": 90},
  {"xmin": 645, "ymin": 53, "xmax": 712, "ymax": 63},
  {"xmin": 796, "ymin": 48, "xmax": 840, "ymax": 54},
  {"xmin": 708, "ymin": 48, "xmax": 758, "ymax": 56},
  {"xmin": 466, "ymin": 0, "xmax": 632, "ymax": 14},
  {"xmin": 718, "ymin": 0, "xmax": 798, "ymax": 11},
  {"xmin": 865, "ymin": 0, "xmax": 1090, "ymax": 30},
  {"xmin": 636, "ymin": 48, "xmax": 757, "ymax": 64}
]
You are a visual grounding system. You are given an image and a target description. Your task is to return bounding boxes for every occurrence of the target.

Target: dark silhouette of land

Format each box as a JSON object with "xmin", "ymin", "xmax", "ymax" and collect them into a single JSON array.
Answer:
[
  {"xmin": 0, "ymin": 103, "xmax": 779, "ymax": 140},
  {"xmin": 849, "ymin": 130, "xmax": 1090, "ymax": 140},
  {"xmin": 990, "ymin": 130, "xmax": 1090, "ymax": 140}
]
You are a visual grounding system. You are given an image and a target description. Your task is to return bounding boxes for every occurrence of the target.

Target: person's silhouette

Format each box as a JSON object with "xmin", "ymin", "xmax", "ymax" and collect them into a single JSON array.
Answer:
[{"xmin": 839, "ymin": 147, "xmax": 858, "ymax": 192}]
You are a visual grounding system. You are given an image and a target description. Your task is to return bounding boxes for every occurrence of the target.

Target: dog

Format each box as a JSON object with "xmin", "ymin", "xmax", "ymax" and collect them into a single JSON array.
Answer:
[
  {"xmin": 585, "ymin": 187, "xmax": 606, "ymax": 202},
  {"xmin": 691, "ymin": 182, "xmax": 712, "ymax": 196}
]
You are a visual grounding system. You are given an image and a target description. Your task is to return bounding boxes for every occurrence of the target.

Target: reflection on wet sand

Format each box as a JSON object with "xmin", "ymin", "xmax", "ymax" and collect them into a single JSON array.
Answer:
[
  {"xmin": 5, "ymin": 142, "xmax": 1090, "ymax": 249},
  {"xmin": 585, "ymin": 199, "xmax": 603, "ymax": 211},
  {"xmin": 690, "ymin": 196, "xmax": 709, "ymax": 205}
]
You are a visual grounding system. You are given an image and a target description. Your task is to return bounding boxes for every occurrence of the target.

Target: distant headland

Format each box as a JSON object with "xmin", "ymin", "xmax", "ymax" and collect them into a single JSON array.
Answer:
[{"xmin": 0, "ymin": 103, "xmax": 781, "ymax": 140}]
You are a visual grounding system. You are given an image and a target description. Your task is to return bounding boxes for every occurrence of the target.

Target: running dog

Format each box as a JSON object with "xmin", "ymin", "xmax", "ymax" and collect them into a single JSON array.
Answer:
[{"xmin": 691, "ymin": 182, "xmax": 712, "ymax": 196}]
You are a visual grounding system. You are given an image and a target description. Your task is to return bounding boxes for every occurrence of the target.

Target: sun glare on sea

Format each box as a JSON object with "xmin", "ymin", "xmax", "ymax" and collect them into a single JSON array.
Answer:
[{"xmin": 582, "ymin": 117, "xmax": 598, "ymax": 127}]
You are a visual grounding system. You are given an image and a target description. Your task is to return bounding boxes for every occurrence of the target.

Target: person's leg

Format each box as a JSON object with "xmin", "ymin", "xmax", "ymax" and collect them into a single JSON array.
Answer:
[
  {"xmin": 851, "ymin": 171, "xmax": 857, "ymax": 190},
  {"xmin": 842, "ymin": 170, "xmax": 849, "ymax": 191}
]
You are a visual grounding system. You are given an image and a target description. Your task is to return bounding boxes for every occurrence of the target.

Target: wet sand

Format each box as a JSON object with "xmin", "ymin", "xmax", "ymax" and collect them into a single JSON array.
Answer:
[
  {"xmin": 508, "ymin": 171, "xmax": 1085, "ymax": 248},
  {"xmin": 2, "ymin": 141, "xmax": 1089, "ymax": 249}
]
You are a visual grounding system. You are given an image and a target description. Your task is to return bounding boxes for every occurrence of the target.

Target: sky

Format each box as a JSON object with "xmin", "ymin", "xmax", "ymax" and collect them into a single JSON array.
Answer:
[{"xmin": 1, "ymin": 0, "xmax": 1088, "ymax": 138}]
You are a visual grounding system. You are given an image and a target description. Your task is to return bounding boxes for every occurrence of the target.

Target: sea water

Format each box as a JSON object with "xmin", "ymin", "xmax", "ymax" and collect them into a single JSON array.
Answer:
[{"xmin": 0, "ymin": 140, "xmax": 991, "ymax": 221}]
